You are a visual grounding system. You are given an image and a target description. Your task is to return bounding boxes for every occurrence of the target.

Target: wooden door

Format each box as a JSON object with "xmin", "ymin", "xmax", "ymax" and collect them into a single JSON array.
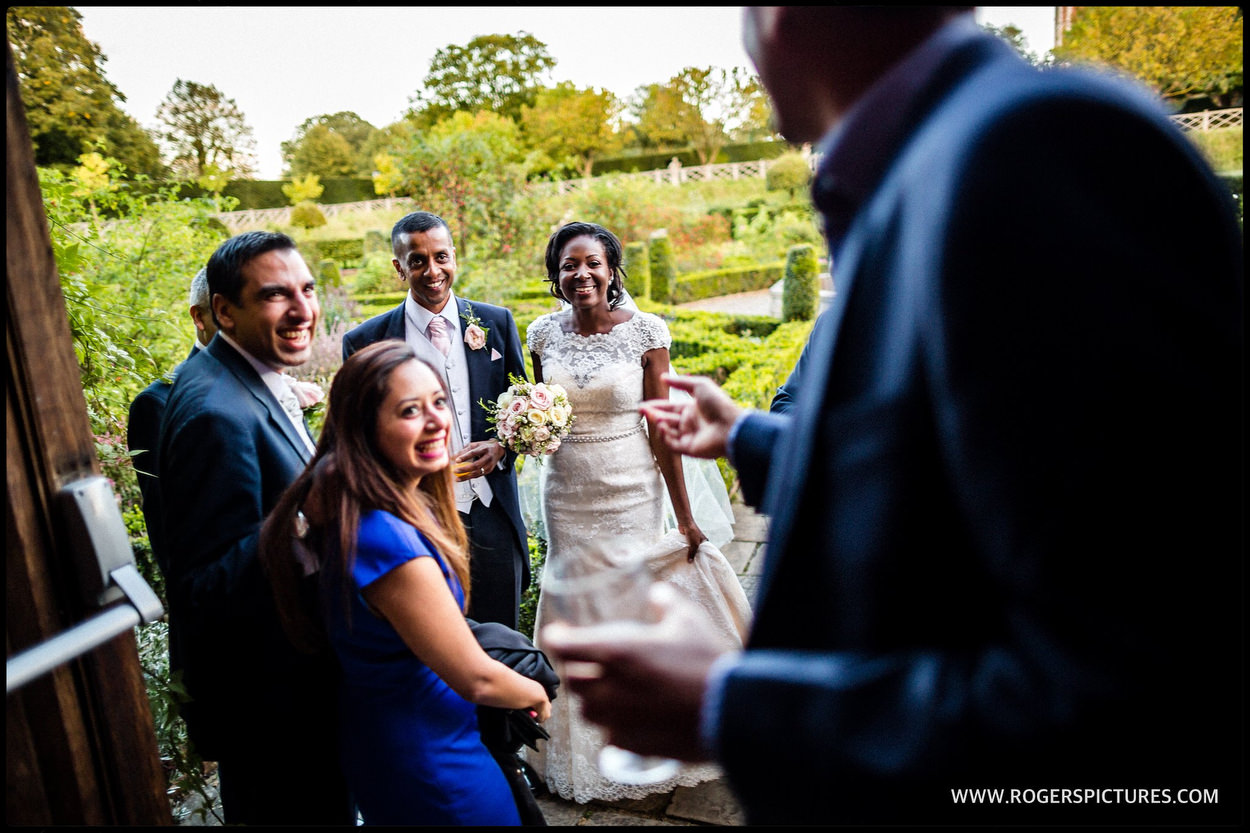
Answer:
[{"xmin": 6, "ymin": 40, "xmax": 171, "ymax": 825}]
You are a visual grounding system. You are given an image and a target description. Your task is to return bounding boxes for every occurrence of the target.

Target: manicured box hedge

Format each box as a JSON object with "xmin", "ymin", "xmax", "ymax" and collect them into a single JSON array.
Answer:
[{"xmin": 672, "ymin": 261, "xmax": 785, "ymax": 304}]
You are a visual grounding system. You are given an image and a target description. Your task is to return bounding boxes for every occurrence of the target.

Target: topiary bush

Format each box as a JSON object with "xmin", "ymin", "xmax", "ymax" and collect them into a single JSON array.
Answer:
[
  {"xmin": 649, "ymin": 229, "xmax": 677, "ymax": 305},
  {"xmin": 766, "ymin": 151, "xmax": 812, "ymax": 198},
  {"xmin": 290, "ymin": 200, "xmax": 327, "ymax": 230},
  {"xmin": 318, "ymin": 259, "xmax": 342, "ymax": 289},
  {"xmin": 363, "ymin": 228, "xmax": 390, "ymax": 259},
  {"xmin": 781, "ymin": 243, "xmax": 819, "ymax": 322},
  {"xmin": 352, "ymin": 251, "xmax": 399, "ymax": 295},
  {"xmin": 623, "ymin": 240, "xmax": 651, "ymax": 301}
]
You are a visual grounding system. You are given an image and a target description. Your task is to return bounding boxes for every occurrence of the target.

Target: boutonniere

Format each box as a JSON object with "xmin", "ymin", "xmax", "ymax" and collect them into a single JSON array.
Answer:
[
  {"xmin": 461, "ymin": 303, "xmax": 489, "ymax": 351},
  {"xmin": 282, "ymin": 374, "xmax": 326, "ymax": 411}
]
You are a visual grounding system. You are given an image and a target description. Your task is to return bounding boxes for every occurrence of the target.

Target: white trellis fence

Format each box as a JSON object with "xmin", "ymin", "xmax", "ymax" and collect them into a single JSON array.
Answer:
[{"xmin": 213, "ymin": 108, "xmax": 1240, "ymax": 229}]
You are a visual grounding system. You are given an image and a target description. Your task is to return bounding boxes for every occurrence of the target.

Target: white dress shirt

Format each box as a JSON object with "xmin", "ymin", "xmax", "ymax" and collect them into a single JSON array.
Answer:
[
  {"xmin": 402, "ymin": 292, "xmax": 493, "ymax": 513},
  {"xmin": 217, "ymin": 332, "xmax": 317, "ymax": 456}
]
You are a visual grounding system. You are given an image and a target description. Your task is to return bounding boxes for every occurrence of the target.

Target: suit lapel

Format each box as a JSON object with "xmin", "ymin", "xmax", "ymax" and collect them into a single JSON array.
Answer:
[
  {"xmin": 207, "ymin": 338, "xmax": 313, "ymax": 463},
  {"xmin": 385, "ymin": 302, "xmax": 406, "ymax": 340},
  {"xmin": 458, "ymin": 298, "xmax": 493, "ymax": 441}
]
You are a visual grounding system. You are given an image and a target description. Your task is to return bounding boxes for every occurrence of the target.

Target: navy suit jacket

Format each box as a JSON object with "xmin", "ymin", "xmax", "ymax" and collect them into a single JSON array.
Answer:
[
  {"xmin": 128, "ymin": 347, "xmax": 197, "ymax": 576},
  {"xmin": 157, "ymin": 336, "xmax": 338, "ymax": 759},
  {"xmin": 341, "ymin": 297, "xmax": 531, "ymax": 588},
  {"xmin": 719, "ymin": 30, "xmax": 1242, "ymax": 825}
]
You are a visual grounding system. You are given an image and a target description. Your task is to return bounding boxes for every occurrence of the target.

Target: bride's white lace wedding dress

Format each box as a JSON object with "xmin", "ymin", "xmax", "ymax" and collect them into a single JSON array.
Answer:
[{"xmin": 523, "ymin": 309, "xmax": 752, "ymax": 804}]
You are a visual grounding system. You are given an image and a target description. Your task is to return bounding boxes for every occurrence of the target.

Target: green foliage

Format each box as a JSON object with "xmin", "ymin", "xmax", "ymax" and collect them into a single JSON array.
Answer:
[
  {"xmin": 731, "ymin": 201, "xmax": 822, "ymax": 259},
  {"xmin": 622, "ymin": 241, "xmax": 651, "ymax": 300},
  {"xmin": 518, "ymin": 531, "xmax": 546, "ymax": 641},
  {"xmin": 675, "ymin": 260, "xmax": 784, "ymax": 304},
  {"xmin": 318, "ymin": 258, "xmax": 342, "ymax": 288},
  {"xmin": 290, "ymin": 200, "xmax": 327, "ymax": 230},
  {"xmin": 302, "ymin": 237, "xmax": 365, "ymax": 268},
  {"xmin": 282, "ymin": 173, "xmax": 324, "ymax": 205},
  {"xmin": 981, "ymin": 22, "xmax": 1044, "ymax": 66},
  {"xmin": 409, "ymin": 32, "xmax": 557, "ymax": 126},
  {"xmin": 41, "ymin": 161, "xmax": 233, "ymax": 819},
  {"xmin": 766, "ymin": 151, "xmax": 812, "ymax": 197},
  {"xmin": 521, "ymin": 82, "xmax": 624, "ymax": 179},
  {"xmin": 649, "ymin": 230, "xmax": 677, "ymax": 304},
  {"xmin": 352, "ymin": 251, "xmax": 400, "ymax": 295},
  {"xmin": 1188, "ymin": 126, "xmax": 1243, "ymax": 172},
  {"xmin": 384, "ymin": 111, "xmax": 531, "ymax": 261},
  {"xmin": 1054, "ymin": 7, "xmax": 1244, "ymax": 109},
  {"xmin": 282, "ymin": 111, "xmax": 378, "ymax": 178},
  {"xmin": 156, "ymin": 78, "xmax": 257, "ymax": 179},
  {"xmin": 7, "ymin": 6, "xmax": 165, "ymax": 177},
  {"xmin": 363, "ymin": 228, "xmax": 391, "ymax": 258},
  {"xmin": 781, "ymin": 244, "xmax": 819, "ymax": 322}
]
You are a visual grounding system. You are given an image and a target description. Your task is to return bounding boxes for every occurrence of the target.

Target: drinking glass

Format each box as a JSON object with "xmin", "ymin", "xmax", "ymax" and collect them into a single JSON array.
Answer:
[{"xmin": 540, "ymin": 537, "xmax": 681, "ymax": 785}]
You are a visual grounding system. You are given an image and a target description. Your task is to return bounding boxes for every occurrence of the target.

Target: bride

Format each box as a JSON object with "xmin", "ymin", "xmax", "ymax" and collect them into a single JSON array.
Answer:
[{"xmin": 523, "ymin": 221, "xmax": 751, "ymax": 803}]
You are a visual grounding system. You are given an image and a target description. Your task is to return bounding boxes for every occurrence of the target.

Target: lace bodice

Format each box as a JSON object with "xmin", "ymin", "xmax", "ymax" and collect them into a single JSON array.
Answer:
[{"xmin": 527, "ymin": 311, "xmax": 670, "ymax": 438}]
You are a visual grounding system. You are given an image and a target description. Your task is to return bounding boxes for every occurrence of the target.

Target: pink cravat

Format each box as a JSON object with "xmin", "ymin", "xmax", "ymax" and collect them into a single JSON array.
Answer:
[{"xmin": 427, "ymin": 315, "xmax": 451, "ymax": 356}]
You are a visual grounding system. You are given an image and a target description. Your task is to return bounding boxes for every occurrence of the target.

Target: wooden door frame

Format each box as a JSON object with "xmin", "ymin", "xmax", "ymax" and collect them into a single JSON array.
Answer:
[{"xmin": 6, "ymin": 39, "xmax": 170, "ymax": 826}]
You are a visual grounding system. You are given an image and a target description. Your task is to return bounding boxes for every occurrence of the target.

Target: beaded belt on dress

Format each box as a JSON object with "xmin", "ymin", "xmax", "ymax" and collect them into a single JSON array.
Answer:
[{"xmin": 562, "ymin": 418, "xmax": 646, "ymax": 443}]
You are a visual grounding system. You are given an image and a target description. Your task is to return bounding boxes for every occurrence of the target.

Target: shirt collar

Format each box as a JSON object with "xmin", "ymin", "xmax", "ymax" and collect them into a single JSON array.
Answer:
[
  {"xmin": 405, "ymin": 292, "xmax": 459, "ymax": 335},
  {"xmin": 812, "ymin": 13, "xmax": 984, "ymax": 253},
  {"xmin": 217, "ymin": 331, "xmax": 290, "ymax": 402}
]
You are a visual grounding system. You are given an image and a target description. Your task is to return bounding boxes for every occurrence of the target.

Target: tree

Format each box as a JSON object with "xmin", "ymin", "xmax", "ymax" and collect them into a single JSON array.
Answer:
[
  {"xmin": 282, "ymin": 173, "xmax": 324, "ymax": 205},
  {"xmin": 408, "ymin": 32, "xmax": 556, "ymax": 126},
  {"xmin": 155, "ymin": 79, "xmax": 257, "ymax": 179},
  {"xmin": 280, "ymin": 111, "xmax": 377, "ymax": 177},
  {"xmin": 629, "ymin": 67, "xmax": 767, "ymax": 165},
  {"xmin": 1054, "ymin": 7, "xmax": 1243, "ymax": 109},
  {"xmin": 521, "ymin": 82, "xmax": 624, "ymax": 178},
  {"xmin": 389, "ymin": 110, "xmax": 531, "ymax": 259},
  {"xmin": 286, "ymin": 125, "xmax": 355, "ymax": 178},
  {"xmin": 981, "ymin": 22, "xmax": 1044, "ymax": 67},
  {"xmin": 7, "ymin": 6, "xmax": 164, "ymax": 176}
]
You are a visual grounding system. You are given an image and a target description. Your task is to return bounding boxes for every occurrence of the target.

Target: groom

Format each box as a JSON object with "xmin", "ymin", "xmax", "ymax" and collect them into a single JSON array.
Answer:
[{"xmin": 342, "ymin": 211, "xmax": 531, "ymax": 629}]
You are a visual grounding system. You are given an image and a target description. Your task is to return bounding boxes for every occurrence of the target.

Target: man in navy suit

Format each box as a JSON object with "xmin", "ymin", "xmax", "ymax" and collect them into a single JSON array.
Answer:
[
  {"xmin": 342, "ymin": 211, "xmax": 530, "ymax": 630},
  {"xmin": 127, "ymin": 267, "xmax": 216, "ymax": 577},
  {"xmin": 544, "ymin": 8, "xmax": 1241, "ymax": 825},
  {"xmin": 158, "ymin": 231, "xmax": 353, "ymax": 825}
]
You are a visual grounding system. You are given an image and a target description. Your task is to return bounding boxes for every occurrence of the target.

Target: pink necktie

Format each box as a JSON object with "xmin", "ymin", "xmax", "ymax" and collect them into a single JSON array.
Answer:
[{"xmin": 428, "ymin": 316, "xmax": 450, "ymax": 356}]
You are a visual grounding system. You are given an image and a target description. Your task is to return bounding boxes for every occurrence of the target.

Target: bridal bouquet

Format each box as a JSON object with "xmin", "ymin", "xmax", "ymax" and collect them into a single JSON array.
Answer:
[{"xmin": 482, "ymin": 375, "xmax": 574, "ymax": 457}]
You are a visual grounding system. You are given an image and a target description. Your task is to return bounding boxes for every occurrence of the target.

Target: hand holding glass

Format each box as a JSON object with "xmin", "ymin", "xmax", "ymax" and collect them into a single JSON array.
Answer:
[{"xmin": 540, "ymin": 540, "xmax": 681, "ymax": 785}]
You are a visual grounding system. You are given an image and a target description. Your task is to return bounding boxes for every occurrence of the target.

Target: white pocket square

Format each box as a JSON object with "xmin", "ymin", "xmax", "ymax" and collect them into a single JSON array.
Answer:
[{"xmin": 490, "ymin": 348, "xmax": 502, "ymax": 361}]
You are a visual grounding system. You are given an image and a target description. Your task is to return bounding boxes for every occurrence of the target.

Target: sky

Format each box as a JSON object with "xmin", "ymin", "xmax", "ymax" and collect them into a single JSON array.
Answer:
[{"xmin": 73, "ymin": 7, "xmax": 1057, "ymax": 180}]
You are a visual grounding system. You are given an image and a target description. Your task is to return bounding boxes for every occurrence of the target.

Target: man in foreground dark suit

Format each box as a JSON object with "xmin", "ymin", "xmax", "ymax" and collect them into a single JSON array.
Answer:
[
  {"xmin": 158, "ymin": 231, "xmax": 353, "ymax": 824},
  {"xmin": 342, "ymin": 211, "xmax": 531, "ymax": 630},
  {"xmin": 543, "ymin": 7, "xmax": 1242, "ymax": 825}
]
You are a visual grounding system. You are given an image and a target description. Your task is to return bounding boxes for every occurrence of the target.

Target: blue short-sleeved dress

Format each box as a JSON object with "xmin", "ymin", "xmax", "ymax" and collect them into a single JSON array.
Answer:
[{"xmin": 328, "ymin": 509, "xmax": 520, "ymax": 826}]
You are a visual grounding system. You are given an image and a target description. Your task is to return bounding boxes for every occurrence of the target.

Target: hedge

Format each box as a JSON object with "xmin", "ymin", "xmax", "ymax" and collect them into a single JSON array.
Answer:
[{"xmin": 672, "ymin": 261, "xmax": 784, "ymax": 305}]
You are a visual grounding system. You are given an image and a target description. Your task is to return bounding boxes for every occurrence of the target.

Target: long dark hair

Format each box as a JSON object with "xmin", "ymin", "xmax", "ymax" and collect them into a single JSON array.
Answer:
[
  {"xmin": 261, "ymin": 341, "xmax": 469, "ymax": 652},
  {"xmin": 543, "ymin": 221, "xmax": 628, "ymax": 309}
]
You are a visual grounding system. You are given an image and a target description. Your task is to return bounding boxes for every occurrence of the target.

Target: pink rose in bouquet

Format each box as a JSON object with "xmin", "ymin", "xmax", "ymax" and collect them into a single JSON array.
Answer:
[{"xmin": 481, "ymin": 375, "xmax": 574, "ymax": 458}]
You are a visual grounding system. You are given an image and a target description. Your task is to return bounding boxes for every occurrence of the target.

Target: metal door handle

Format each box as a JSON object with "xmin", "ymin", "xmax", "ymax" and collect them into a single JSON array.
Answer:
[{"xmin": 6, "ymin": 477, "xmax": 164, "ymax": 694}]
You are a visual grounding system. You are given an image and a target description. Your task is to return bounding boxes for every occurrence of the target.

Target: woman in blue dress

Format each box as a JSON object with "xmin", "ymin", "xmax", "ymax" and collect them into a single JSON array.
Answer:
[{"xmin": 262, "ymin": 340, "xmax": 551, "ymax": 825}]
